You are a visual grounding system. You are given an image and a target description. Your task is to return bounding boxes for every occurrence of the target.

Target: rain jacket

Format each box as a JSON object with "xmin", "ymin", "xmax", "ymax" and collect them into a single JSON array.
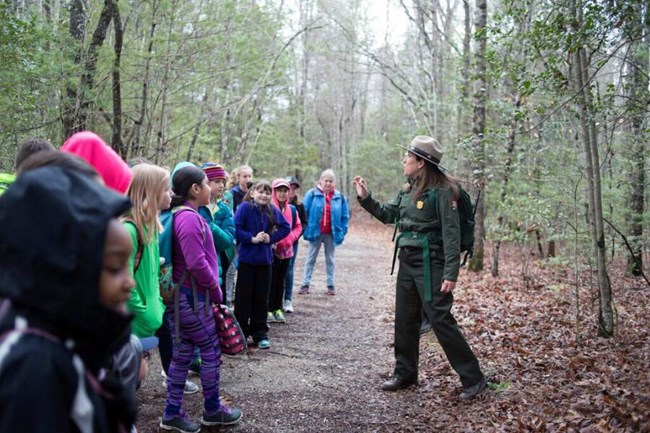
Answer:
[
  {"xmin": 0, "ymin": 167, "xmax": 136, "ymax": 433},
  {"xmin": 302, "ymin": 186, "xmax": 350, "ymax": 246}
]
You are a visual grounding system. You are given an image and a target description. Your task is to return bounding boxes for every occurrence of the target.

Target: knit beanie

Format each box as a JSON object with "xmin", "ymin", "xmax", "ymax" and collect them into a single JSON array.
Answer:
[{"xmin": 202, "ymin": 162, "xmax": 227, "ymax": 182}]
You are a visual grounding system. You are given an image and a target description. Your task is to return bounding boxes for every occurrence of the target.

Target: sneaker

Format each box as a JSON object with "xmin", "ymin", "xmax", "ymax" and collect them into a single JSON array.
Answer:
[
  {"xmin": 257, "ymin": 339, "xmax": 270, "ymax": 349},
  {"xmin": 274, "ymin": 309, "xmax": 286, "ymax": 323},
  {"xmin": 283, "ymin": 299, "xmax": 294, "ymax": 313},
  {"xmin": 459, "ymin": 376, "xmax": 488, "ymax": 401},
  {"xmin": 327, "ymin": 285, "xmax": 336, "ymax": 296},
  {"xmin": 188, "ymin": 363, "xmax": 201, "ymax": 377},
  {"xmin": 162, "ymin": 377, "xmax": 200, "ymax": 395},
  {"xmin": 267, "ymin": 311, "xmax": 276, "ymax": 323},
  {"xmin": 160, "ymin": 414, "xmax": 201, "ymax": 433},
  {"xmin": 201, "ymin": 405, "xmax": 243, "ymax": 426},
  {"xmin": 298, "ymin": 285, "xmax": 310, "ymax": 295}
]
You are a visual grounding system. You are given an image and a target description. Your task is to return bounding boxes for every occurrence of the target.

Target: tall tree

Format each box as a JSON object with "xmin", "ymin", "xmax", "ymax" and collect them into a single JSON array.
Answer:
[
  {"xmin": 570, "ymin": 0, "xmax": 614, "ymax": 337},
  {"xmin": 623, "ymin": 0, "xmax": 648, "ymax": 277},
  {"xmin": 468, "ymin": 0, "xmax": 487, "ymax": 272}
]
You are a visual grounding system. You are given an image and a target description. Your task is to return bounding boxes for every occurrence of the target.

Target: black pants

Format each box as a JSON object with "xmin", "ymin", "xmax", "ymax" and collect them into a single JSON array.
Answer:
[
  {"xmin": 394, "ymin": 248, "xmax": 483, "ymax": 388},
  {"xmin": 234, "ymin": 262, "xmax": 272, "ymax": 342},
  {"xmin": 269, "ymin": 257, "xmax": 290, "ymax": 312}
]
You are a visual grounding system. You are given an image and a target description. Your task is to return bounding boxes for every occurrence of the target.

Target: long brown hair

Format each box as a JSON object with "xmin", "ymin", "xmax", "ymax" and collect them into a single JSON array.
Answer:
[{"xmin": 411, "ymin": 156, "xmax": 458, "ymax": 200}]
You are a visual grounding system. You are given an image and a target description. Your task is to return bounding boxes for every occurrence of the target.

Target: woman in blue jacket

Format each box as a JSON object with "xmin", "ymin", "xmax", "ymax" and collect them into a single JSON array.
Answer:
[{"xmin": 298, "ymin": 169, "xmax": 350, "ymax": 296}]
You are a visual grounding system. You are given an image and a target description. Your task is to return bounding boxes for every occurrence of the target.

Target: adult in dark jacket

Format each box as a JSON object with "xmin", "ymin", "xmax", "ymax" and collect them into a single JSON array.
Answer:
[
  {"xmin": 353, "ymin": 136, "xmax": 487, "ymax": 400},
  {"xmin": 0, "ymin": 167, "xmax": 137, "ymax": 432}
]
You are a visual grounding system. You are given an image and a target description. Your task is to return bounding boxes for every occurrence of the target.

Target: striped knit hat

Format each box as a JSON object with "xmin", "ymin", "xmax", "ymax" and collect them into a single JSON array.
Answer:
[{"xmin": 201, "ymin": 162, "xmax": 227, "ymax": 181}]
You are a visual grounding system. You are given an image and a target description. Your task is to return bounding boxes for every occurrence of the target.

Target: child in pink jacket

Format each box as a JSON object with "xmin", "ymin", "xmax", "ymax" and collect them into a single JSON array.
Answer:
[{"xmin": 268, "ymin": 178, "xmax": 302, "ymax": 323}]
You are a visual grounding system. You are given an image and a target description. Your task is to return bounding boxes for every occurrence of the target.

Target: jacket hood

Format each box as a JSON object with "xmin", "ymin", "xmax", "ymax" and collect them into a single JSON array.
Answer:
[
  {"xmin": 61, "ymin": 131, "xmax": 132, "ymax": 194},
  {"xmin": 170, "ymin": 161, "xmax": 195, "ymax": 189},
  {"xmin": 0, "ymin": 167, "xmax": 133, "ymax": 368}
]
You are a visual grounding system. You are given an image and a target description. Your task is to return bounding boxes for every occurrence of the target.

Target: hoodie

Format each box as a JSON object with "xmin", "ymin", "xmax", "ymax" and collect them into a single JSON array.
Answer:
[
  {"xmin": 0, "ymin": 167, "xmax": 135, "ymax": 432},
  {"xmin": 61, "ymin": 131, "xmax": 132, "ymax": 194}
]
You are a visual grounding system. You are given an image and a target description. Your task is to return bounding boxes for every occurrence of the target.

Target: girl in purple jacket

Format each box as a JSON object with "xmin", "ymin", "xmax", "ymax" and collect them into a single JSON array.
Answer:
[
  {"xmin": 162, "ymin": 166, "xmax": 242, "ymax": 432},
  {"xmin": 234, "ymin": 180, "xmax": 290, "ymax": 349}
]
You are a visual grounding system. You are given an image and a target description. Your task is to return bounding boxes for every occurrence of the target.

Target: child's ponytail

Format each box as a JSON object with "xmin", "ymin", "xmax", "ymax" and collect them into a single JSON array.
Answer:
[{"xmin": 171, "ymin": 166, "xmax": 206, "ymax": 207}]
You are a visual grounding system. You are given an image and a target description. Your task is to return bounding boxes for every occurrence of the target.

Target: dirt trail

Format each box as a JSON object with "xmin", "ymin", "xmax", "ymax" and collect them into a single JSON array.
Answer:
[{"xmin": 137, "ymin": 218, "xmax": 415, "ymax": 433}]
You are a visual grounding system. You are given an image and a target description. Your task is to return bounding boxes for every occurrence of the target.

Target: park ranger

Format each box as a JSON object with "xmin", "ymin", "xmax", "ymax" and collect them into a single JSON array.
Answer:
[{"xmin": 353, "ymin": 135, "xmax": 487, "ymax": 400}]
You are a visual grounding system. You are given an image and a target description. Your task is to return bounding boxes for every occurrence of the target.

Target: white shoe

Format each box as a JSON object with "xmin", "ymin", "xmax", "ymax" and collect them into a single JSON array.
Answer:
[
  {"xmin": 162, "ymin": 371, "xmax": 200, "ymax": 395},
  {"xmin": 283, "ymin": 300, "xmax": 294, "ymax": 313}
]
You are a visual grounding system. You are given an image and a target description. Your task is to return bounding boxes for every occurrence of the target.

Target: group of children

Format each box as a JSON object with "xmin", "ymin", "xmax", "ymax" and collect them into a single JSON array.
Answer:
[{"xmin": 0, "ymin": 132, "xmax": 316, "ymax": 433}]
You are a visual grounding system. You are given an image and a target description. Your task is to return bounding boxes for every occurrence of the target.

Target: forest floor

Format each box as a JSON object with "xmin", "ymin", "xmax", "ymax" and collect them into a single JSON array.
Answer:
[{"xmin": 136, "ymin": 212, "xmax": 650, "ymax": 433}]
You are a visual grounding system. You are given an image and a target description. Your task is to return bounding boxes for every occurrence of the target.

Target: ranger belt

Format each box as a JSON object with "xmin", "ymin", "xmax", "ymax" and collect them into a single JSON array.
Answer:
[{"xmin": 391, "ymin": 231, "xmax": 433, "ymax": 303}]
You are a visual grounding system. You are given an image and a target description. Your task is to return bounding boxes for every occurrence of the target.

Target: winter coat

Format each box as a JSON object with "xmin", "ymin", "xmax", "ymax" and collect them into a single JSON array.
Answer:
[
  {"xmin": 173, "ymin": 205, "xmax": 221, "ymax": 303},
  {"xmin": 302, "ymin": 187, "xmax": 350, "ymax": 246},
  {"xmin": 0, "ymin": 167, "xmax": 136, "ymax": 432},
  {"xmin": 272, "ymin": 197, "xmax": 302, "ymax": 259},
  {"xmin": 123, "ymin": 223, "xmax": 165, "ymax": 338},
  {"xmin": 199, "ymin": 202, "xmax": 235, "ymax": 286},
  {"xmin": 234, "ymin": 201, "xmax": 291, "ymax": 265}
]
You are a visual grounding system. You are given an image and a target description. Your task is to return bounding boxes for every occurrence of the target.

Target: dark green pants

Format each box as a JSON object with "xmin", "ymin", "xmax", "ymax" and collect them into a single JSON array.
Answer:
[{"xmin": 394, "ymin": 248, "xmax": 483, "ymax": 388}]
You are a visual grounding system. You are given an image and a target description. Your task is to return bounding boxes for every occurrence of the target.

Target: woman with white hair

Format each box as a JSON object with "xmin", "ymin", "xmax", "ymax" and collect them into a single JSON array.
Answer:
[{"xmin": 298, "ymin": 169, "xmax": 350, "ymax": 296}]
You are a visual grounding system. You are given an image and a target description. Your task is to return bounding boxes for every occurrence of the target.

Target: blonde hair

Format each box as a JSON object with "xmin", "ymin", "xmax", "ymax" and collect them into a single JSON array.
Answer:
[
  {"xmin": 123, "ymin": 163, "xmax": 170, "ymax": 243},
  {"xmin": 226, "ymin": 167, "xmax": 239, "ymax": 189}
]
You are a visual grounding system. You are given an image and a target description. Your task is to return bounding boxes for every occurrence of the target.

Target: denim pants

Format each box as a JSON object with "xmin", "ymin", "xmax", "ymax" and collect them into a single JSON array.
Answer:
[
  {"xmin": 302, "ymin": 233, "xmax": 335, "ymax": 287},
  {"xmin": 283, "ymin": 242, "xmax": 299, "ymax": 301}
]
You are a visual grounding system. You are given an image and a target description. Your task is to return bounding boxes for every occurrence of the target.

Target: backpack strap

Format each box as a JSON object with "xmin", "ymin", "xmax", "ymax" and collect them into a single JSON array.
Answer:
[
  {"xmin": 290, "ymin": 204, "xmax": 297, "ymax": 229},
  {"xmin": 123, "ymin": 219, "xmax": 144, "ymax": 274}
]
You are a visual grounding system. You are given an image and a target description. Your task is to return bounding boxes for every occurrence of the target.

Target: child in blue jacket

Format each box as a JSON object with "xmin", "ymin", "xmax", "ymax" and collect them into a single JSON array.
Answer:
[{"xmin": 233, "ymin": 180, "xmax": 290, "ymax": 349}]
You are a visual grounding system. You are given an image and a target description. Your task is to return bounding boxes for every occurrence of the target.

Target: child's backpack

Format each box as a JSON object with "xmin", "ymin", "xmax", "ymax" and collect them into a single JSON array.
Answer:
[
  {"xmin": 212, "ymin": 304, "xmax": 247, "ymax": 356},
  {"xmin": 158, "ymin": 206, "xmax": 205, "ymax": 305}
]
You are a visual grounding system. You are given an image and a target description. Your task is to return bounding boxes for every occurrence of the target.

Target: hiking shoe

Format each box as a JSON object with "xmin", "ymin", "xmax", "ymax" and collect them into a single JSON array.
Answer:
[
  {"xmin": 163, "ymin": 378, "xmax": 200, "ymax": 395},
  {"xmin": 298, "ymin": 285, "xmax": 310, "ymax": 294},
  {"xmin": 160, "ymin": 414, "xmax": 201, "ymax": 433},
  {"xmin": 201, "ymin": 405, "xmax": 243, "ymax": 426},
  {"xmin": 283, "ymin": 299, "xmax": 294, "ymax": 313},
  {"xmin": 188, "ymin": 363, "xmax": 201, "ymax": 377},
  {"xmin": 267, "ymin": 311, "xmax": 276, "ymax": 323},
  {"xmin": 459, "ymin": 376, "xmax": 488, "ymax": 401},
  {"xmin": 327, "ymin": 285, "xmax": 336, "ymax": 296},
  {"xmin": 274, "ymin": 309, "xmax": 286, "ymax": 323},
  {"xmin": 257, "ymin": 339, "xmax": 270, "ymax": 349}
]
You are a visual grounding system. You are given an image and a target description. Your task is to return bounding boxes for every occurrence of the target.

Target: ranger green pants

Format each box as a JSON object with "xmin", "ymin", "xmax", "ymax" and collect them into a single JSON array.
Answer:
[{"xmin": 394, "ymin": 248, "xmax": 483, "ymax": 388}]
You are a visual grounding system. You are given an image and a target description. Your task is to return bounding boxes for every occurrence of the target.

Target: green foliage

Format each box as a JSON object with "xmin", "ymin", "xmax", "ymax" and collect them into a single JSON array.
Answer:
[{"xmin": 0, "ymin": 5, "xmax": 59, "ymax": 169}]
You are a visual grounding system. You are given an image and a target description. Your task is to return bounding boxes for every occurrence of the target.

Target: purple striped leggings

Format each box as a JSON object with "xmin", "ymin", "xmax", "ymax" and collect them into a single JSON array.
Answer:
[{"xmin": 164, "ymin": 292, "xmax": 221, "ymax": 418}]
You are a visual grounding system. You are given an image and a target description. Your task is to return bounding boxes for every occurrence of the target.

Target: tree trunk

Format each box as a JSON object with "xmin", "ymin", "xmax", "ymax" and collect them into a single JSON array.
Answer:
[
  {"xmin": 61, "ymin": 0, "xmax": 88, "ymax": 138},
  {"xmin": 625, "ymin": 5, "xmax": 647, "ymax": 276},
  {"xmin": 132, "ymin": 0, "xmax": 159, "ymax": 159},
  {"xmin": 111, "ymin": 0, "xmax": 124, "ymax": 157},
  {"xmin": 571, "ymin": 0, "xmax": 614, "ymax": 337},
  {"xmin": 491, "ymin": 95, "xmax": 520, "ymax": 277},
  {"xmin": 468, "ymin": 0, "xmax": 487, "ymax": 272},
  {"xmin": 457, "ymin": 0, "xmax": 471, "ymax": 139}
]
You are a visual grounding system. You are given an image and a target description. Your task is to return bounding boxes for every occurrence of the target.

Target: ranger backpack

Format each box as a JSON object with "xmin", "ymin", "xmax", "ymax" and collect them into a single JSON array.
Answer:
[{"xmin": 428, "ymin": 184, "xmax": 480, "ymax": 266}]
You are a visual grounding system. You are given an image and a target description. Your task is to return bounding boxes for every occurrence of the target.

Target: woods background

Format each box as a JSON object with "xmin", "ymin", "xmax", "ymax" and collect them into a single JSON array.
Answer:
[{"xmin": 1, "ymin": 0, "xmax": 648, "ymax": 336}]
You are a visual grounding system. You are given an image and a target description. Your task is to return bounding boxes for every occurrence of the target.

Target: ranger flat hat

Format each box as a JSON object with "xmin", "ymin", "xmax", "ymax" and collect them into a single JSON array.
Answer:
[{"xmin": 397, "ymin": 136, "xmax": 446, "ymax": 170}]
